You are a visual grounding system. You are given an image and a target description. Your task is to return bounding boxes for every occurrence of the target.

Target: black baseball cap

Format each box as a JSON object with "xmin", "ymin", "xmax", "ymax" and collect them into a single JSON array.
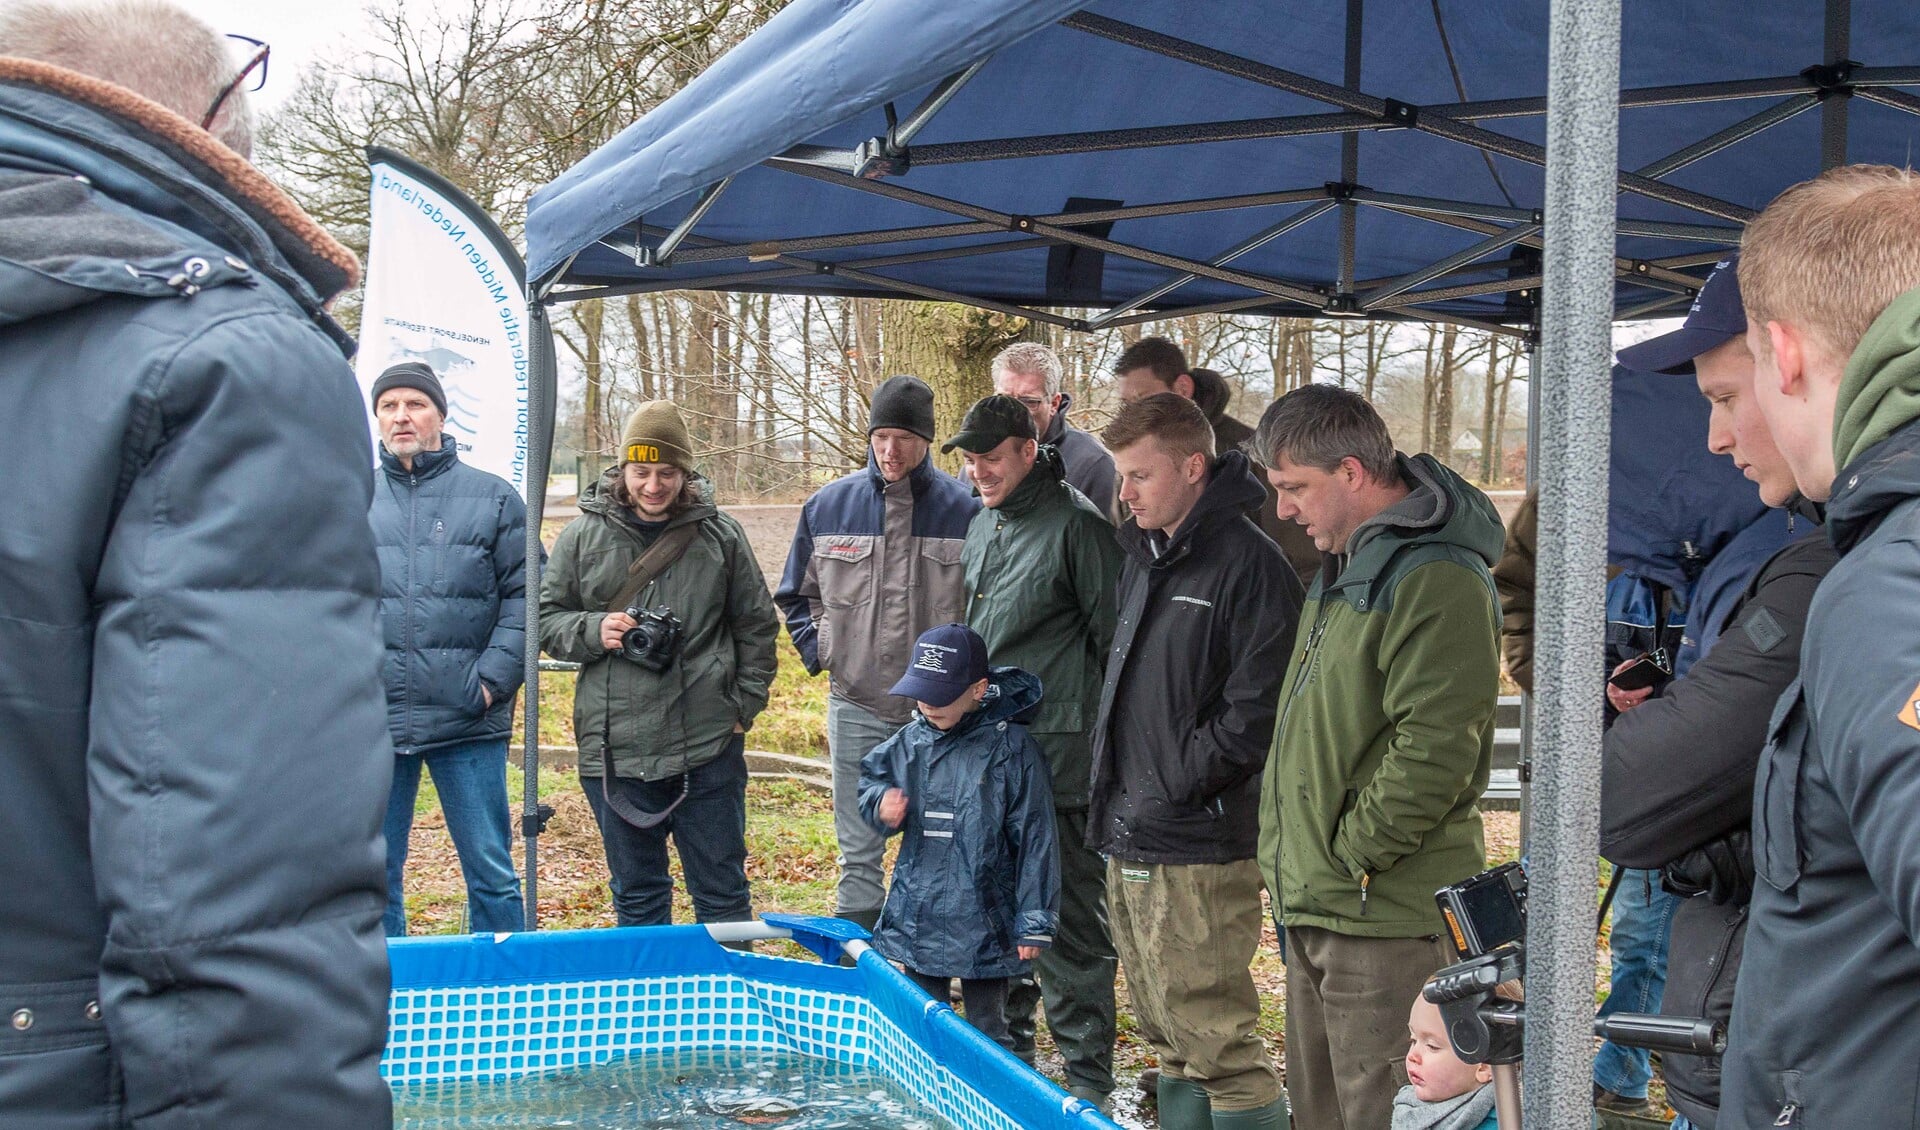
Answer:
[
  {"xmin": 889, "ymin": 623, "xmax": 990, "ymax": 706},
  {"xmin": 940, "ymin": 394, "xmax": 1037, "ymax": 455},
  {"xmin": 1616, "ymin": 256, "xmax": 1746, "ymax": 375}
]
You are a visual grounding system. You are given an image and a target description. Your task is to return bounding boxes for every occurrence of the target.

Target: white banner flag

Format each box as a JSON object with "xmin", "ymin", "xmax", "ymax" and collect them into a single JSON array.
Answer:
[{"xmin": 356, "ymin": 148, "xmax": 531, "ymax": 493}]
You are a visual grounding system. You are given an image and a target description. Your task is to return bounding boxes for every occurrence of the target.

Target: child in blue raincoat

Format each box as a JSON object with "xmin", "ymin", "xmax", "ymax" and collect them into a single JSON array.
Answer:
[{"xmin": 858, "ymin": 622, "xmax": 1060, "ymax": 1051}]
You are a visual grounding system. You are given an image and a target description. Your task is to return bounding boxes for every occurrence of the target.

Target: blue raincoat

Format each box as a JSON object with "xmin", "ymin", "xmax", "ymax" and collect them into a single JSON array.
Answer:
[{"xmin": 859, "ymin": 667, "xmax": 1059, "ymax": 979}]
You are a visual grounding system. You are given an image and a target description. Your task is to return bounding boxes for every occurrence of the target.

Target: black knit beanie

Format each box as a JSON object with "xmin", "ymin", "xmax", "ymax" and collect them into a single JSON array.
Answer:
[
  {"xmin": 371, "ymin": 361, "xmax": 448, "ymax": 417},
  {"xmin": 868, "ymin": 375, "xmax": 937, "ymax": 441}
]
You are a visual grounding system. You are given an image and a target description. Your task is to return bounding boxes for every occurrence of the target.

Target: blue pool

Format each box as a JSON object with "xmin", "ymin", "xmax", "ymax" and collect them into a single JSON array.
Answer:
[{"xmin": 384, "ymin": 914, "xmax": 1119, "ymax": 1130}]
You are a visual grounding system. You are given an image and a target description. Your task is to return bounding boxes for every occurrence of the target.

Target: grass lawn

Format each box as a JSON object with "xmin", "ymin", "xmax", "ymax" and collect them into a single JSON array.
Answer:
[{"xmin": 397, "ymin": 630, "xmax": 1621, "ymax": 1122}]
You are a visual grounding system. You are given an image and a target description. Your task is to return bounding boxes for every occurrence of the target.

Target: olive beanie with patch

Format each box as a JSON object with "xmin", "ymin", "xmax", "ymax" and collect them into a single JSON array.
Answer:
[{"xmin": 620, "ymin": 400, "xmax": 696, "ymax": 473}]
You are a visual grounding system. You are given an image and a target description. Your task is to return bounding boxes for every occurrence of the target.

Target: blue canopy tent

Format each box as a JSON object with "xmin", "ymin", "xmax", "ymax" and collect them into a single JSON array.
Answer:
[
  {"xmin": 526, "ymin": 0, "xmax": 1920, "ymax": 330},
  {"xmin": 513, "ymin": 3, "xmax": 1920, "ymax": 1125}
]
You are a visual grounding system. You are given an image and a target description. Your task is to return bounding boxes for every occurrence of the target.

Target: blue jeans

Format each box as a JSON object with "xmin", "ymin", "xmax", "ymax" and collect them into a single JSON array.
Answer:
[
  {"xmin": 580, "ymin": 735, "xmax": 753, "ymax": 927},
  {"xmin": 1670, "ymin": 1117, "xmax": 1698, "ymax": 1130},
  {"xmin": 384, "ymin": 737, "xmax": 525, "ymax": 936},
  {"xmin": 1594, "ymin": 867, "xmax": 1680, "ymax": 1098}
]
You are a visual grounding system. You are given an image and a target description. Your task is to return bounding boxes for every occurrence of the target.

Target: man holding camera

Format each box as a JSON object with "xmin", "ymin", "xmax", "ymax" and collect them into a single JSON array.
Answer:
[
  {"xmin": 776, "ymin": 375, "xmax": 978, "ymax": 934},
  {"xmin": 1714, "ymin": 166, "xmax": 1920, "ymax": 1129},
  {"xmin": 948, "ymin": 394, "xmax": 1125, "ymax": 1108},
  {"xmin": 1252, "ymin": 385, "xmax": 1502, "ymax": 1130},
  {"xmin": 1088, "ymin": 394, "xmax": 1300, "ymax": 1129},
  {"xmin": 540, "ymin": 402, "xmax": 779, "ymax": 927},
  {"xmin": 370, "ymin": 361, "xmax": 529, "ymax": 936}
]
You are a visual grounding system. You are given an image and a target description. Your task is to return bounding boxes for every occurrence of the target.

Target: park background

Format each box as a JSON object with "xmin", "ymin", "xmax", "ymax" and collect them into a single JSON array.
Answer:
[{"xmin": 186, "ymin": 1, "xmax": 1633, "ymax": 1122}]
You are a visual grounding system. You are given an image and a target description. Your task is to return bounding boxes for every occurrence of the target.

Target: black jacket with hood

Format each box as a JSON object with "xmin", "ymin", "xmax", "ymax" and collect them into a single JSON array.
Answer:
[
  {"xmin": 1724, "ymin": 291, "xmax": 1920, "ymax": 1130},
  {"xmin": 1600, "ymin": 505, "xmax": 1836, "ymax": 1128},
  {"xmin": 1089, "ymin": 451, "xmax": 1303, "ymax": 864},
  {"xmin": 0, "ymin": 62, "xmax": 391, "ymax": 1127}
]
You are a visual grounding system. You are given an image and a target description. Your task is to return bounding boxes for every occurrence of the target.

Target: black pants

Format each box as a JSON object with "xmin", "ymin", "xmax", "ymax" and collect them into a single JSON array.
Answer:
[
  {"xmin": 580, "ymin": 736, "xmax": 752, "ymax": 927},
  {"xmin": 907, "ymin": 969, "xmax": 1013, "ymax": 1051}
]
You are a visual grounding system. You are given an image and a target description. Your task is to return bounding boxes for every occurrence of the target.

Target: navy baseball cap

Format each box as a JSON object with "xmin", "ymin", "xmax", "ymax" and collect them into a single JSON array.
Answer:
[
  {"xmin": 1616, "ymin": 256, "xmax": 1746, "ymax": 375},
  {"xmin": 890, "ymin": 623, "xmax": 990, "ymax": 706}
]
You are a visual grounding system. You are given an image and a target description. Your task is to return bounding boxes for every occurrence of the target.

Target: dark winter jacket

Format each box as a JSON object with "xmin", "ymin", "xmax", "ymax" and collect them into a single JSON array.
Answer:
[
  {"xmin": 1601, "ymin": 514, "xmax": 1835, "ymax": 1129},
  {"xmin": 1041, "ymin": 394, "xmax": 1119, "ymax": 525},
  {"xmin": 1491, "ymin": 490, "xmax": 1537, "ymax": 691},
  {"xmin": 859, "ymin": 667, "xmax": 1060, "ymax": 979},
  {"xmin": 1258, "ymin": 454, "xmax": 1504, "ymax": 937},
  {"xmin": 775, "ymin": 452, "xmax": 976, "ymax": 722},
  {"xmin": 962, "ymin": 447, "xmax": 1124, "ymax": 809},
  {"xmin": 1088, "ymin": 452, "xmax": 1302, "ymax": 864},
  {"xmin": 539, "ymin": 469, "xmax": 780, "ymax": 780},
  {"xmin": 1191, "ymin": 369, "xmax": 1322, "ymax": 585},
  {"xmin": 1724, "ymin": 290, "xmax": 1920, "ymax": 1130},
  {"xmin": 0, "ymin": 62, "xmax": 391, "ymax": 1127},
  {"xmin": 371, "ymin": 441, "xmax": 528, "ymax": 754}
]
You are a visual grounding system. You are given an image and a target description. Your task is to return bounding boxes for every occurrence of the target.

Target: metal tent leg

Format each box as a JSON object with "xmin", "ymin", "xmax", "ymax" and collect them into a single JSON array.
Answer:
[
  {"xmin": 520, "ymin": 299, "xmax": 560, "ymax": 928},
  {"xmin": 1531, "ymin": 1, "xmax": 1620, "ymax": 1126}
]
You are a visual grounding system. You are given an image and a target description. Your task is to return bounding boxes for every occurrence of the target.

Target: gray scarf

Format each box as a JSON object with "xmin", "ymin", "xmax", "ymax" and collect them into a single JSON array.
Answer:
[{"xmin": 1391, "ymin": 1083, "xmax": 1496, "ymax": 1130}]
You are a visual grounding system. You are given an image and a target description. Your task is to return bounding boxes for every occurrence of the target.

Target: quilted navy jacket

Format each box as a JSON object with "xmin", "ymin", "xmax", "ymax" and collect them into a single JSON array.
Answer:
[
  {"xmin": 0, "ymin": 61, "xmax": 390, "ymax": 1128},
  {"xmin": 370, "ymin": 442, "xmax": 528, "ymax": 753}
]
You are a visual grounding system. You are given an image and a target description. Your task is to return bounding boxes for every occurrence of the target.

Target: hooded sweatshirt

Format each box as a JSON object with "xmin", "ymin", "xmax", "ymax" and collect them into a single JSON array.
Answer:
[
  {"xmin": 1258, "ymin": 454, "xmax": 1504, "ymax": 937},
  {"xmin": 1723, "ymin": 285, "xmax": 1920, "ymax": 1129}
]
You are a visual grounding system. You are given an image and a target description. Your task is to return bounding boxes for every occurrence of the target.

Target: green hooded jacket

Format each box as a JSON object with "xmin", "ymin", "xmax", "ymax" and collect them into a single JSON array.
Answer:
[
  {"xmin": 540, "ymin": 469, "xmax": 780, "ymax": 779},
  {"xmin": 962, "ymin": 447, "xmax": 1123, "ymax": 809},
  {"xmin": 1834, "ymin": 286, "xmax": 1920, "ymax": 472},
  {"xmin": 1258, "ymin": 454, "xmax": 1504, "ymax": 938}
]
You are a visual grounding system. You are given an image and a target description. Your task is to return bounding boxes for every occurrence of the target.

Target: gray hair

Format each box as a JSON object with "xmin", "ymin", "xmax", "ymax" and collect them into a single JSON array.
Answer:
[
  {"xmin": 991, "ymin": 341, "xmax": 1064, "ymax": 396},
  {"xmin": 0, "ymin": 0, "xmax": 254, "ymax": 157},
  {"xmin": 1250, "ymin": 383, "xmax": 1398, "ymax": 482}
]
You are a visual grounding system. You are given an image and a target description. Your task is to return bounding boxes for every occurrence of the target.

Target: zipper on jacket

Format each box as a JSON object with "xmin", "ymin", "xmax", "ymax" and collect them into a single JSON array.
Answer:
[
  {"xmin": 1773, "ymin": 1103, "xmax": 1798, "ymax": 1127},
  {"xmin": 1268, "ymin": 601, "xmax": 1333, "ymax": 918},
  {"xmin": 1359, "ymin": 871, "xmax": 1371, "ymax": 916}
]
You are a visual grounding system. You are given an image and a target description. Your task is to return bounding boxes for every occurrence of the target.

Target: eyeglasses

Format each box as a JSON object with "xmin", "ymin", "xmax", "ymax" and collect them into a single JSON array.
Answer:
[
  {"xmin": 201, "ymin": 34, "xmax": 269, "ymax": 132},
  {"xmin": 1011, "ymin": 395, "xmax": 1049, "ymax": 409}
]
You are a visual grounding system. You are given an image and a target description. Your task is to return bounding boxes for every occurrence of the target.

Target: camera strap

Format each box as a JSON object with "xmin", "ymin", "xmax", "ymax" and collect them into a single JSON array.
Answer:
[
  {"xmin": 601, "ymin": 766, "xmax": 690, "ymax": 830},
  {"xmin": 597, "ymin": 522, "xmax": 700, "ymax": 830},
  {"xmin": 606, "ymin": 525, "xmax": 698, "ymax": 614}
]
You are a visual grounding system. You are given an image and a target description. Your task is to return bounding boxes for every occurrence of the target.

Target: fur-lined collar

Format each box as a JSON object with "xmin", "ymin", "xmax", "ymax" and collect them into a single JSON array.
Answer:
[{"xmin": 0, "ymin": 56, "xmax": 358, "ymax": 297}]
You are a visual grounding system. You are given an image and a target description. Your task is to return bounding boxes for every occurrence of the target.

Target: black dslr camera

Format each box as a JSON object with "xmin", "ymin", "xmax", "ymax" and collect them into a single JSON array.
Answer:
[
  {"xmin": 1439, "ymin": 861, "xmax": 1528, "ymax": 959},
  {"xmin": 618, "ymin": 603, "xmax": 684, "ymax": 672}
]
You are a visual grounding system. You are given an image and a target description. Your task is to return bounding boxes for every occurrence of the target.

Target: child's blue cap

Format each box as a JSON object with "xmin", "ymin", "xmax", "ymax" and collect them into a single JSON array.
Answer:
[{"xmin": 890, "ymin": 622, "xmax": 989, "ymax": 706}]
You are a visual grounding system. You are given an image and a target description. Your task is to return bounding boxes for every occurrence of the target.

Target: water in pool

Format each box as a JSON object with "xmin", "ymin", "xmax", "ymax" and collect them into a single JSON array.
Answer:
[{"xmin": 391, "ymin": 1049, "xmax": 957, "ymax": 1129}]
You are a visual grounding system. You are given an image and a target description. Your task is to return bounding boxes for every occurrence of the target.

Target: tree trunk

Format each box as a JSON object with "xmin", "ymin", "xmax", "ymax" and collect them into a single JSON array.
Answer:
[
  {"xmin": 879, "ymin": 301, "xmax": 1027, "ymax": 475},
  {"xmin": 1494, "ymin": 343, "xmax": 1520, "ymax": 483},
  {"xmin": 575, "ymin": 301, "xmax": 605, "ymax": 460},
  {"xmin": 1481, "ymin": 337, "xmax": 1502, "ymax": 482},
  {"xmin": 800, "ymin": 297, "xmax": 815, "ymax": 471},
  {"xmin": 1433, "ymin": 324, "xmax": 1459, "ymax": 462},
  {"xmin": 1364, "ymin": 323, "xmax": 1384, "ymax": 401}
]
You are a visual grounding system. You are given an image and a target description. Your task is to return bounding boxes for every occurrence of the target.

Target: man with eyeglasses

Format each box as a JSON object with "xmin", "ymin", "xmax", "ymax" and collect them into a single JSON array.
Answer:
[
  {"xmin": 990, "ymin": 342, "xmax": 1119, "ymax": 524},
  {"xmin": 0, "ymin": 2, "xmax": 391, "ymax": 1127}
]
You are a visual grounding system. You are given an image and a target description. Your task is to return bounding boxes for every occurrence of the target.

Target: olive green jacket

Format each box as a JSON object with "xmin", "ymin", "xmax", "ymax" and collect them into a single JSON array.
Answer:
[
  {"xmin": 1258, "ymin": 454, "xmax": 1504, "ymax": 937},
  {"xmin": 962, "ymin": 447, "xmax": 1123, "ymax": 809},
  {"xmin": 540, "ymin": 471, "xmax": 780, "ymax": 779}
]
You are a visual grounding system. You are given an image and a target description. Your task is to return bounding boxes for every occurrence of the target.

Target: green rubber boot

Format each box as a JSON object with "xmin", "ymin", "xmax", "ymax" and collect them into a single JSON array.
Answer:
[
  {"xmin": 1155, "ymin": 1075, "xmax": 1214, "ymax": 1130},
  {"xmin": 1210, "ymin": 1095, "xmax": 1292, "ymax": 1130}
]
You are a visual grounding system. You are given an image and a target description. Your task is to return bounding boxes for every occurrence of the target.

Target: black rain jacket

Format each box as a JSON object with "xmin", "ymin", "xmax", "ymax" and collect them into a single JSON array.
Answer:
[{"xmin": 1088, "ymin": 451, "xmax": 1303, "ymax": 863}]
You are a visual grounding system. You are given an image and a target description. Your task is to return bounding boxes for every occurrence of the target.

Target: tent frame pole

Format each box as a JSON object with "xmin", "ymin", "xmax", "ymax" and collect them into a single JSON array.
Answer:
[
  {"xmin": 518, "ymin": 296, "xmax": 559, "ymax": 929},
  {"xmin": 1530, "ymin": 1, "xmax": 1620, "ymax": 1126}
]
